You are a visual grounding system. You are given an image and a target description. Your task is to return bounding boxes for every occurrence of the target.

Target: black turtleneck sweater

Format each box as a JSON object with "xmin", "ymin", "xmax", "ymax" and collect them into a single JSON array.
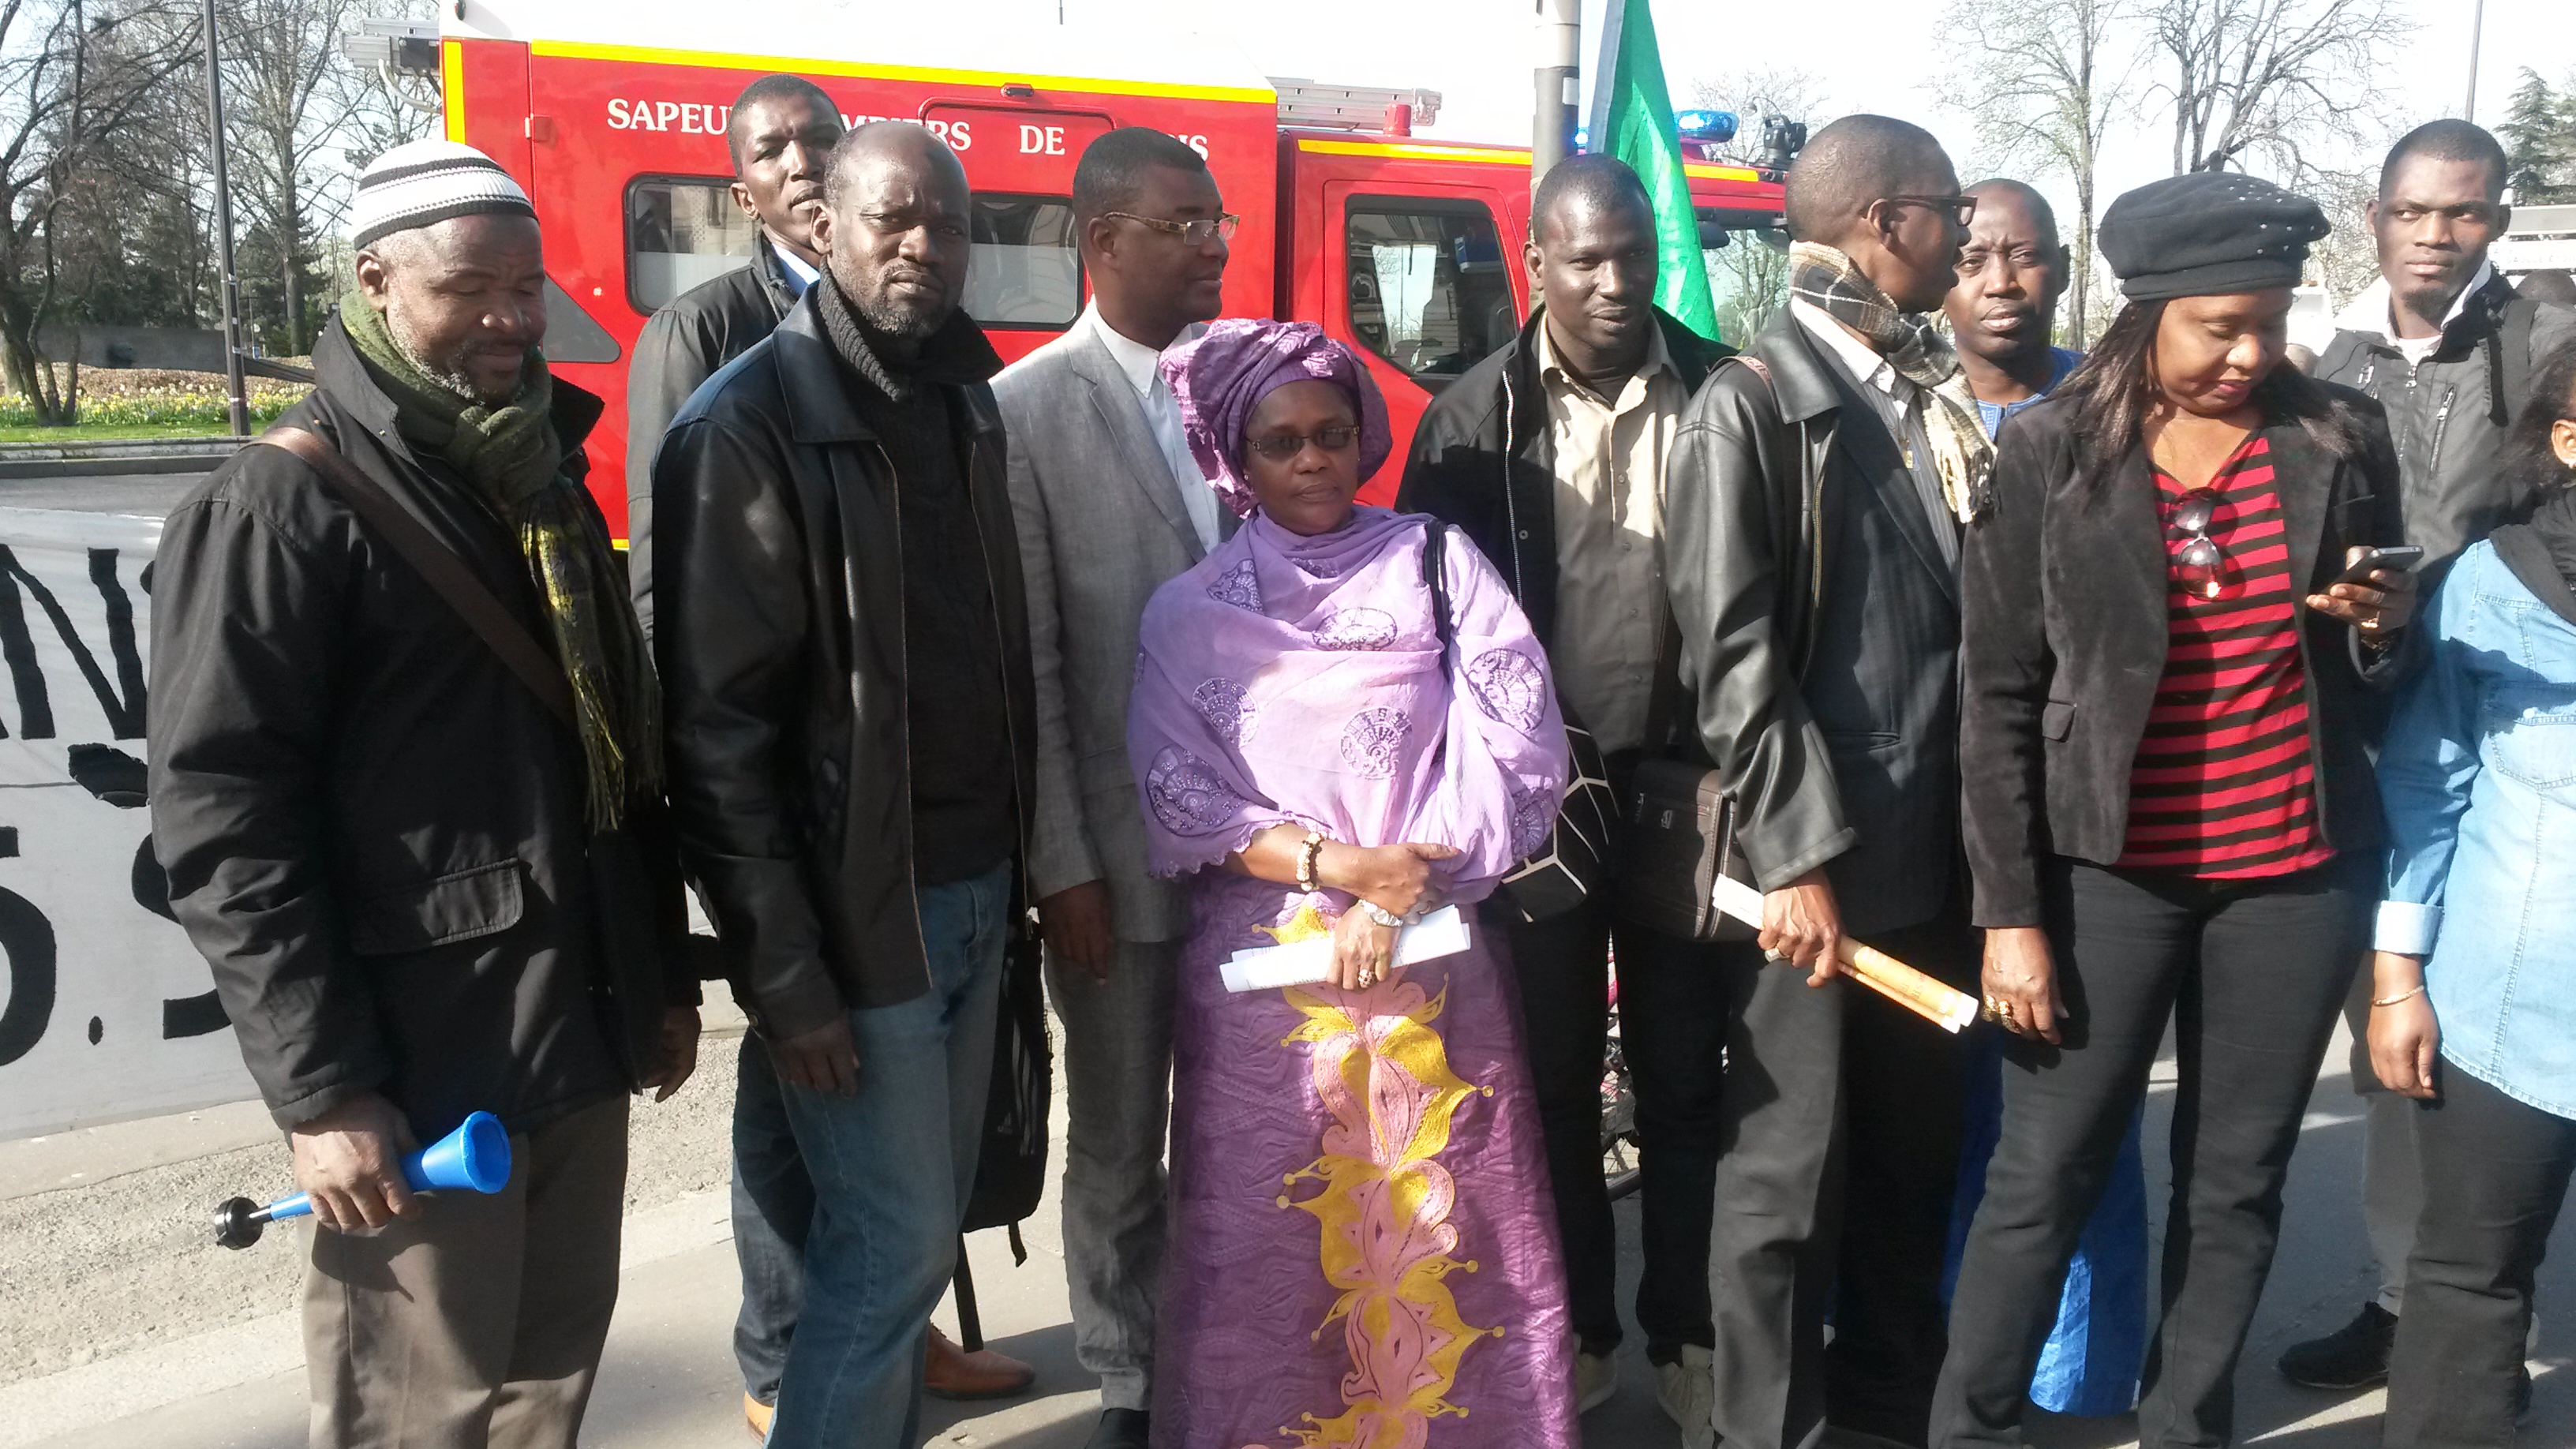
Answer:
[{"xmin": 819, "ymin": 281, "xmax": 1016, "ymax": 885}]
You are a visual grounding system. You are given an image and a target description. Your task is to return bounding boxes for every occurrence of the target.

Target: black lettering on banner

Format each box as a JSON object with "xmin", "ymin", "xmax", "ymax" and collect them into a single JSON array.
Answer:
[
  {"xmin": 0, "ymin": 546, "xmax": 148, "ymax": 739},
  {"xmin": 0, "ymin": 883, "xmax": 55, "ymax": 1068}
]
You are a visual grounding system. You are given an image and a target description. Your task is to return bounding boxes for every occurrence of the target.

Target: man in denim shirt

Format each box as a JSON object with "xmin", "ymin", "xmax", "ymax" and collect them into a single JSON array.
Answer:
[{"xmin": 1941, "ymin": 178, "xmax": 2079, "ymax": 440}]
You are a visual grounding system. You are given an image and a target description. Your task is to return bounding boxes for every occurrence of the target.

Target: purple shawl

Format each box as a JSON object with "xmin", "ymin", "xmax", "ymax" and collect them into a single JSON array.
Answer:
[
  {"xmin": 1159, "ymin": 318, "xmax": 1393, "ymax": 519},
  {"xmin": 1128, "ymin": 505, "xmax": 1569, "ymax": 904}
]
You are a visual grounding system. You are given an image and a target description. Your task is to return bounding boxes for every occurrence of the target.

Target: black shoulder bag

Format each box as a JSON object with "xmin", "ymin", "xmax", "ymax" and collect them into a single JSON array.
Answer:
[{"xmin": 1420, "ymin": 517, "xmax": 1620, "ymax": 922}]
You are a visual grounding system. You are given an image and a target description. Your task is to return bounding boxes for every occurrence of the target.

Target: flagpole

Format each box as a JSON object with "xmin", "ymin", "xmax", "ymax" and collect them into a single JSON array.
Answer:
[{"xmin": 1533, "ymin": 0, "xmax": 1580, "ymax": 197}]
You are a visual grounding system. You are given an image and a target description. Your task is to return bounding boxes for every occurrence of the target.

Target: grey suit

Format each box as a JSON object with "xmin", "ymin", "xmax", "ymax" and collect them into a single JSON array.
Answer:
[{"xmin": 993, "ymin": 314, "xmax": 1208, "ymax": 1412}]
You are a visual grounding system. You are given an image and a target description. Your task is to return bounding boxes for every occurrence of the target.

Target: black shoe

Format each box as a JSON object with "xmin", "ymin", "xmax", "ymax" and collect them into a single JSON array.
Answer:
[
  {"xmin": 2514, "ymin": 1364, "xmax": 2534, "ymax": 1423},
  {"xmin": 2277, "ymin": 1301, "xmax": 2398, "ymax": 1389},
  {"xmin": 1085, "ymin": 1407, "xmax": 1150, "ymax": 1449}
]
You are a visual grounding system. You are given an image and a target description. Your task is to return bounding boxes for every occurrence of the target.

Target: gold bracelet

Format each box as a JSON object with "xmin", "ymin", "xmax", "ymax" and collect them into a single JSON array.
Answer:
[
  {"xmin": 2372, "ymin": 983, "xmax": 2425, "ymax": 1009},
  {"xmin": 1295, "ymin": 831, "xmax": 1327, "ymax": 893}
]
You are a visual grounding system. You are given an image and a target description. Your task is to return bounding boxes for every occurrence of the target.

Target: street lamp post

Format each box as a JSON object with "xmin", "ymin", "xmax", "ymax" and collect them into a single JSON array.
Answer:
[
  {"xmin": 2463, "ymin": 0, "xmax": 2487, "ymax": 122},
  {"xmin": 200, "ymin": 0, "xmax": 249, "ymax": 437},
  {"xmin": 1533, "ymin": 0, "xmax": 1579, "ymax": 199}
]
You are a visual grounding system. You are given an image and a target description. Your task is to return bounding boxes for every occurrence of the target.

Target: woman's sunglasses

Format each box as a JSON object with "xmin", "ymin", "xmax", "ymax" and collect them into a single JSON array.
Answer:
[
  {"xmin": 1246, "ymin": 426, "xmax": 1361, "ymax": 460},
  {"xmin": 2169, "ymin": 489, "xmax": 2239, "ymax": 600}
]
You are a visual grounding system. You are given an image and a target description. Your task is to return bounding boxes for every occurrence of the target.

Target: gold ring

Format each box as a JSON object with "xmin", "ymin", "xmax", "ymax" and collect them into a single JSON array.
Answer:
[
  {"xmin": 1981, "ymin": 996, "xmax": 2007, "ymax": 1023},
  {"xmin": 1357, "ymin": 967, "xmax": 1377, "ymax": 990}
]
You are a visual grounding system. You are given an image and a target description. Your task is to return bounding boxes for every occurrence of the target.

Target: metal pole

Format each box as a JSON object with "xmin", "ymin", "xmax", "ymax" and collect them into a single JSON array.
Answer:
[
  {"xmin": 1533, "ymin": 0, "xmax": 1579, "ymax": 199},
  {"xmin": 201, "ymin": 0, "xmax": 249, "ymax": 436},
  {"xmin": 2463, "ymin": 0, "xmax": 2486, "ymax": 122}
]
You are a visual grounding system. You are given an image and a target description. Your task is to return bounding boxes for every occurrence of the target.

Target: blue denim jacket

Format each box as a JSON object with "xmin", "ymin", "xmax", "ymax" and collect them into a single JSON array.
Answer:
[{"xmin": 2376, "ymin": 540, "xmax": 2576, "ymax": 1119}]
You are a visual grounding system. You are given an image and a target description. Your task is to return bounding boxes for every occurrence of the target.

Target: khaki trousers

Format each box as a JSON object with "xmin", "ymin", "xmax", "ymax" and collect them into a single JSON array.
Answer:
[{"xmin": 302, "ymin": 1093, "xmax": 630, "ymax": 1449}]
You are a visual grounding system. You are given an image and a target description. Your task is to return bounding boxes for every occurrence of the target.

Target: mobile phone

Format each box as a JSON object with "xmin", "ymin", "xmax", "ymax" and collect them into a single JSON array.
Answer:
[{"xmin": 2335, "ymin": 545, "xmax": 2424, "ymax": 586}]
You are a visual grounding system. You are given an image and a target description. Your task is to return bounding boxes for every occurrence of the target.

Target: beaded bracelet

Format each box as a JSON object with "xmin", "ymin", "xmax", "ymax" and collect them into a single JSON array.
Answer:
[{"xmin": 1294, "ymin": 830, "xmax": 1327, "ymax": 893}]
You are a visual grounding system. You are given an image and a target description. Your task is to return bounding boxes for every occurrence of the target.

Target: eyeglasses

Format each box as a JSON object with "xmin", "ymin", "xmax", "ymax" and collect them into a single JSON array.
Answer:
[
  {"xmin": 1245, "ymin": 426, "xmax": 1361, "ymax": 460},
  {"xmin": 2169, "ymin": 489, "xmax": 2240, "ymax": 600},
  {"xmin": 1882, "ymin": 193, "xmax": 1979, "ymax": 228},
  {"xmin": 1102, "ymin": 211, "xmax": 1241, "ymax": 245}
]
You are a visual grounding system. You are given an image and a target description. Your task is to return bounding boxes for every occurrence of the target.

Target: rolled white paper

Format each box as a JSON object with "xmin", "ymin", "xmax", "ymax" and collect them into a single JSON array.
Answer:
[{"xmin": 1220, "ymin": 905, "xmax": 1472, "ymax": 994}]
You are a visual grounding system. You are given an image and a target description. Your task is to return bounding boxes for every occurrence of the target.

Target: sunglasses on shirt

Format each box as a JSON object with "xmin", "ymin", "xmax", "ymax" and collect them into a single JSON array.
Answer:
[{"xmin": 2169, "ymin": 489, "xmax": 2240, "ymax": 601}]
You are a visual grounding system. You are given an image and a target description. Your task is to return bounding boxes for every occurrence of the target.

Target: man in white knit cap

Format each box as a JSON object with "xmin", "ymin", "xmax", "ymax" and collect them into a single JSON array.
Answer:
[{"xmin": 151, "ymin": 137, "xmax": 699, "ymax": 1449}]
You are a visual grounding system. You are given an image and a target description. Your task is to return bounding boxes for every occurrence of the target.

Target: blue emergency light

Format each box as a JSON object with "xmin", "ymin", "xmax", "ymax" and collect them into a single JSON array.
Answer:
[{"xmin": 1673, "ymin": 110, "xmax": 1740, "ymax": 144}]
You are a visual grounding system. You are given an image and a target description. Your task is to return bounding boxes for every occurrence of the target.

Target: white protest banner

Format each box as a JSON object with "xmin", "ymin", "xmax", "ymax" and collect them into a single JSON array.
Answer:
[{"xmin": 0, "ymin": 505, "xmax": 259, "ymax": 1140}]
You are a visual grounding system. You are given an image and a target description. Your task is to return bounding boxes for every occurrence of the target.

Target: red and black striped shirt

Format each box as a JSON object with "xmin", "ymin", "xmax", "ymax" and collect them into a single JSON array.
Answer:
[{"xmin": 2117, "ymin": 433, "xmax": 2334, "ymax": 878}]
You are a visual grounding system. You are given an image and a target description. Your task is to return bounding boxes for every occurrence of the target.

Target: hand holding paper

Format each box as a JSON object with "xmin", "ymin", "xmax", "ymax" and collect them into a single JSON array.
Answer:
[{"xmin": 1711, "ymin": 876, "xmax": 1979, "ymax": 1032}]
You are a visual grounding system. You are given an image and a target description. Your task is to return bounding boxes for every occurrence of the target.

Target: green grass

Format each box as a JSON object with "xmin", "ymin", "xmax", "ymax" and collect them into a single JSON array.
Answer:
[{"xmin": 0, "ymin": 420, "xmax": 254, "ymax": 443}]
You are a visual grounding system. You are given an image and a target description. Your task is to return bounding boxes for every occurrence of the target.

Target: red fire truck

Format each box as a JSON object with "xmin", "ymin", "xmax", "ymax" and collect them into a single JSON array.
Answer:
[{"xmin": 437, "ymin": 6, "xmax": 1786, "ymax": 525}]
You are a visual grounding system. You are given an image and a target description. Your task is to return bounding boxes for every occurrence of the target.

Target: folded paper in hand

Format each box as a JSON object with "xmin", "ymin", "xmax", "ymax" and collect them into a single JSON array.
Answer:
[{"xmin": 1220, "ymin": 905, "xmax": 1471, "ymax": 994}]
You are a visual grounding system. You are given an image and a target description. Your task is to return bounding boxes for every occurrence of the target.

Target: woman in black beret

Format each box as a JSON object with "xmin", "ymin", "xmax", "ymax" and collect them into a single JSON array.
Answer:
[{"xmin": 1931, "ymin": 171, "xmax": 2419, "ymax": 1448}]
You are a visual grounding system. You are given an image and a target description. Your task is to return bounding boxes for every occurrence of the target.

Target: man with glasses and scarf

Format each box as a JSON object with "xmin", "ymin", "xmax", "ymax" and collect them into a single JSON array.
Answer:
[{"xmin": 1662, "ymin": 114, "xmax": 1983, "ymax": 1449}]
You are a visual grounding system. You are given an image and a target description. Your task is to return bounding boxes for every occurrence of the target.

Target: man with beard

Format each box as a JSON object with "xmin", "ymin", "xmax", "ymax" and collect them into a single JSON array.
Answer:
[
  {"xmin": 1396, "ymin": 152, "xmax": 1726, "ymax": 1433},
  {"xmin": 628, "ymin": 75, "xmax": 1032, "ymax": 1437},
  {"xmin": 652, "ymin": 122, "xmax": 1036, "ymax": 1447},
  {"xmin": 150, "ymin": 139, "xmax": 698, "ymax": 1447},
  {"xmin": 1663, "ymin": 114, "xmax": 1979, "ymax": 1449},
  {"xmin": 2281, "ymin": 116, "xmax": 2575, "ymax": 1399},
  {"xmin": 991, "ymin": 125, "xmax": 1232, "ymax": 1449}
]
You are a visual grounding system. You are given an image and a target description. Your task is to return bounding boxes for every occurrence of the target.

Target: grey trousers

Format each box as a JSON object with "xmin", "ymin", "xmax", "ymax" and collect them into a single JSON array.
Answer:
[
  {"xmin": 1709, "ymin": 945, "xmax": 1848, "ymax": 1449},
  {"xmin": 303, "ymin": 1094, "xmax": 630, "ymax": 1449},
  {"xmin": 1046, "ymin": 935, "xmax": 1181, "ymax": 1413}
]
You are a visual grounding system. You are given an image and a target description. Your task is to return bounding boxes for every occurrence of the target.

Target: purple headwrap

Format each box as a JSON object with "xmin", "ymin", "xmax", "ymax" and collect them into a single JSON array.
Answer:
[{"xmin": 1158, "ymin": 318, "xmax": 1393, "ymax": 520}]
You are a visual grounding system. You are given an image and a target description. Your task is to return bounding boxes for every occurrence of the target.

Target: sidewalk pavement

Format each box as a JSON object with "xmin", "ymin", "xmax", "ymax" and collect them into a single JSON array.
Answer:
[{"xmin": 2, "ymin": 1010, "xmax": 2569, "ymax": 1448}]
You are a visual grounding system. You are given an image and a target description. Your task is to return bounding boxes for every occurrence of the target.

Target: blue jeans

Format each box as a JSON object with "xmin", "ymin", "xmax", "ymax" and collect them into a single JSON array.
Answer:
[
  {"xmin": 732, "ymin": 1034, "xmax": 810, "ymax": 1405},
  {"xmin": 766, "ymin": 861, "xmax": 1012, "ymax": 1448}
]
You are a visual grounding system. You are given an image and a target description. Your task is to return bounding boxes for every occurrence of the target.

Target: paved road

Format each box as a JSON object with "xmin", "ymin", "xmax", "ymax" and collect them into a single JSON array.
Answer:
[{"xmin": 5, "ymin": 1012, "xmax": 2570, "ymax": 1449}]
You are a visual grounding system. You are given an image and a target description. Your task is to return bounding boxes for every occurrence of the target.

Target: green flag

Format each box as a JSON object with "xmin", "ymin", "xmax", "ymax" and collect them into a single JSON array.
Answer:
[{"xmin": 1588, "ymin": 0, "xmax": 1718, "ymax": 339}]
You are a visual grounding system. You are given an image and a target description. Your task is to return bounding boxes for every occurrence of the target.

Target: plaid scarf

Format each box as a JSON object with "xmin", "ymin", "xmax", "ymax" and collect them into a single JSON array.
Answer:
[
  {"xmin": 341, "ymin": 292, "xmax": 662, "ymax": 831},
  {"xmin": 1789, "ymin": 242, "xmax": 1995, "ymax": 522}
]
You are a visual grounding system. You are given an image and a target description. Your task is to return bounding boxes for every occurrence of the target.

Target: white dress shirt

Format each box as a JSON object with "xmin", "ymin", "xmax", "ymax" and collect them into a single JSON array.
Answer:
[
  {"xmin": 1083, "ymin": 305, "xmax": 1220, "ymax": 552},
  {"xmin": 773, "ymin": 241, "xmax": 820, "ymax": 297}
]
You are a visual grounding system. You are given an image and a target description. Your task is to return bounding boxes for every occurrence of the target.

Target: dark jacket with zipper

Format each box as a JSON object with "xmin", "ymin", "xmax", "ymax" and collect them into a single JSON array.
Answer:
[
  {"xmin": 1957, "ymin": 389, "xmax": 2405, "ymax": 928},
  {"xmin": 1662, "ymin": 309, "xmax": 1966, "ymax": 937},
  {"xmin": 2316, "ymin": 270, "xmax": 2575, "ymax": 575},
  {"xmin": 626, "ymin": 233, "xmax": 805, "ymax": 636},
  {"xmin": 149, "ymin": 317, "xmax": 696, "ymax": 1139},
  {"xmin": 650, "ymin": 290, "xmax": 1036, "ymax": 1041},
  {"xmin": 1394, "ymin": 304, "xmax": 1724, "ymax": 652}
]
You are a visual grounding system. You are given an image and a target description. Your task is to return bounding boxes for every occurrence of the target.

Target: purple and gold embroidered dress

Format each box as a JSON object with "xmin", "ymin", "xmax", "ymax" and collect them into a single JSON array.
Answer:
[{"xmin": 1129, "ymin": 502, "xmax": 1577, "ymax": 1449}]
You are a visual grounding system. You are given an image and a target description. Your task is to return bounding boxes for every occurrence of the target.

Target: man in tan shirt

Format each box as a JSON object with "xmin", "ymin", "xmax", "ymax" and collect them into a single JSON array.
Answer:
[{"xmin": 1398, "ymin": 153, "xmax": 1728, "ymax": 1437}]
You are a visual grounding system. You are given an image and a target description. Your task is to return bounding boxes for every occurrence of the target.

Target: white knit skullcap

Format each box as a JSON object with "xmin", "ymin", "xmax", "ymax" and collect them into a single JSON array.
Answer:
[{"xmin": 350, "ymin": 139, "xmax": 536, "ymax": 250}]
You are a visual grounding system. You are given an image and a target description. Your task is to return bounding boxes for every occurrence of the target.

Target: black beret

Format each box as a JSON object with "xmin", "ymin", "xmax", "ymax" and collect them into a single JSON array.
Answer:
[{"xmin": 2096, "ymin": 172, "xmax": 2330, "ymax": 303}]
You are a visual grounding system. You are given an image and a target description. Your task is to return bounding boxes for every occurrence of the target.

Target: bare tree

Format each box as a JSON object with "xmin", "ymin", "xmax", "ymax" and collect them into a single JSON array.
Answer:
[
  {"xmin": 2151, "ymin": 0, "xmax": 2410, "ymax": 178},
  {"xmin": 1689, "ymin": 66, "xmax": 1829, "ymax": 343},
  {"xmin": 220, "ymin": 0, "xmax": 433, "ymax": 355},
  {"xmin": 0, "ymin": 0, "xmax": 197, "ymax": 421},
  {"xmin": 1939, "ymin": 0, "xmax": 2132, "ymax": 346}
]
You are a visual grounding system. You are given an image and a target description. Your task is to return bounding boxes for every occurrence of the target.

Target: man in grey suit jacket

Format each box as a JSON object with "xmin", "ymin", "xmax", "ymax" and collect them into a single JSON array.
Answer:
[{"xmin": 992, "ymin": 125, "xmax": 1233, "ymax": 1449}]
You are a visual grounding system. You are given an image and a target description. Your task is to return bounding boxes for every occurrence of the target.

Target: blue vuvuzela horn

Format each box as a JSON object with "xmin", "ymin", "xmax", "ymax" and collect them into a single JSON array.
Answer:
[{"xmin": 213, "ymin": 1111, "xmax": 511, "ymax": 1249}]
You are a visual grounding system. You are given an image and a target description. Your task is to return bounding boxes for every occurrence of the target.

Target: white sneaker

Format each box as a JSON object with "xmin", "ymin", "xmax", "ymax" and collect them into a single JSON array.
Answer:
[
  {"xmin": 1654, "ymin": 1344, "xmax": 1717, "ymax": 1449},
  {"xmin": 1574, "ymin": 1349, "xmax": 1618, "ymax": 1413}
]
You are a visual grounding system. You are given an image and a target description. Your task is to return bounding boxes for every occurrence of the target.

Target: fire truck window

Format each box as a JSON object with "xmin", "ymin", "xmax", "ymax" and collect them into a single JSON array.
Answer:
[
  {"xmin": 1346, "ymin": 202, "xmax": 1513, "ymax": 384},
  {"xmin": 625, "ymin": 177, "xmax": 761, "ymax": 313},
  {"xmin": 964, "ymin": 194, "xmax": 1080, "ymax": 330}
]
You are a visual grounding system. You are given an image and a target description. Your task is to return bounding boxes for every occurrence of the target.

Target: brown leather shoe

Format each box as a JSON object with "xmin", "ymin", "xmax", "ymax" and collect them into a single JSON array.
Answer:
[
  {"xmin": 924, "ymin": 1323, "xmax": 1036, "ymax": 1401},
  {"xmin": 742, "ymin": 1391, "xmax": 773, "ymax": 1440}
]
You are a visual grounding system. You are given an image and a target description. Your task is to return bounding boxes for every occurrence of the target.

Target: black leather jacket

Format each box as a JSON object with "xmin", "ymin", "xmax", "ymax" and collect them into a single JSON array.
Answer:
[
  {"xmin": 1664, "ymin": 311, "xmax": 1967, "ymax": 935},
  {"xmin": 650, "ymin": 293, "xmax": 1036, "ymax": 1039},
  {"xmin": 1957, "ymin": 389, "xmax": 2404, "ymax": 927},
  {"xmin": 625, "ymin": 234, "xmax": 803, "ymax": 636},
  {"xmin": 151, "ymin": 320, "xmax": 695, "ymax": 1137}
]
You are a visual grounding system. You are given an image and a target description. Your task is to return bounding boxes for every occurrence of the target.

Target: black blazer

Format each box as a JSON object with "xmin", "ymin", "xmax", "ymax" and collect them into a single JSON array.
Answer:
[
  {"xmin": 1666, "ymin": 310, "xmax": 1964, "ymax": 937},
  {"xmin": 1957, "ymin": 388, "xmax": 2404, "ymax": 927}
]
